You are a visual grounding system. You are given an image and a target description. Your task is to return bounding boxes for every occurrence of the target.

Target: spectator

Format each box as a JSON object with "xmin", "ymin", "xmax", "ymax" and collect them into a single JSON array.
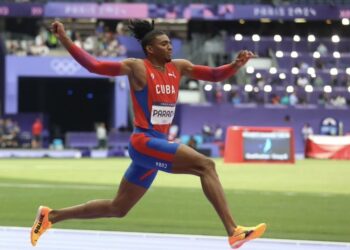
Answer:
[
  {"xmin": 312, "ymin": 75, "xmax": 324, "ymax": 87},
  {"xmin": 330, "ymin": 95, "xmax": 347, "ymax": 107},
  {"xmin": 187, "ymin": 135, "xmax": 197, "ymax": 150},
  {"xmin": 289, "ymin": 92, "xmax": 299, "ymax": 106},
  {"xmin": 168, "ymin": 124, "xmax": 179, "ymax": 142},
  {"xmin": 202, "ymin": 123, "xmax": 213, "ymax": 142},
  {"xmin": 280, "ymin": 94, "xmax": 289, "ymax": 105},
  {"xmin": 230, "ymin": 91, "xmax": 241, "ymax": 105},
  {"xmin": 302, "ymin": 123, "xmax": 314, "ymax": 141},
  {"xmin": 316, "ymin": 43, "xmax": 328, "ymax": 56},
  {"xmin": 271, "ymin": 93, "xmax": 280, "ymax": 105},
  {"xmin": 96, "ymin": 122, "xmax": 107, "ymax": 149},
  {"xmin": 318, "ymin": 93, "xmax": 329, "ymax": 105},
  {"xmin": 214, "ymin": 125, "xmax": 223, "ymax": 142},
  {"xmin": 32, "ymin": 118, "xmax": 43, "ymax": 149},
  {"xmin": 296, "ymin": 74, "xmax": 309, "ymax": 87}
]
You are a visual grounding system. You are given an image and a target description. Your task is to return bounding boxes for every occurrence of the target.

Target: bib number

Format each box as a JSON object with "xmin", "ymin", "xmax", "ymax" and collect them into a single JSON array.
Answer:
[{"xmin": 151, "ymin": 104, "xmax": 176, "ymax": 125}]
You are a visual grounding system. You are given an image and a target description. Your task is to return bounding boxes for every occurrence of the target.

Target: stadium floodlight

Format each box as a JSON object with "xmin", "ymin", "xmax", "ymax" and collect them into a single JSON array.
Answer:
[
  {"xmin": 307, "ymin": 34, "xmax": 316, "ymax": 42},
  {"xmin": 313, "ymin": 51, "xmax": 321, "ymax": 58},
  {"xmin": 348, "ymin": 86, "xmax": 350, "ymax": 93},
  {"xmin": 244, "ymin": 84, "xmax": 253, "ymax": 92},
  {"xmin": 279, "ymin": 73, "xmax": 286, "ymax": 79},
  {"xmin": 223, "ymin": 83, "xmax": 232, "ymax": 92},
  {"xmin": 310, "ymin": 73, "xmax": 316, "ymax": 78},
  {"xmin": 246, "ymin": 66, "xmax": 255, "ymax": 74},
  {"xmin": 291, "ymin": 67, "xmax": 299, "ymax": 75},
  {"xmin": 269, "ymin": 67, "xmax": 277, "ymax": 74},
  {"xmin": 346, "ymin": 67, "xmax": 350, "ymax": 75},
  {"xmin": 275, "ymin": 51, "xmax": 284, "ymax": 58},
  {"xmin": 331, "ymin": 35, "xmax": 340, "ymax": 43},
  {"xmin": 286, "ymin": 85, "xmax": 294, "ymax": 93},
  {"xmin": 252, "ymin": 34, "xmax": 260, "ymax": 42},
  {"xmin": 323, "ymin": 85, "xmax": 332, "ymax": 93},
  {"xmin": 307, "ymin": 67, "xmax": 315, "ymax": 75},
  {"xmin": 256, "ymin": 72, "xmax": 262, "ymax": 78},
  {"xmin": 234, "ymin": 34, "xmax": 243, "ymax": 41},
  {"xmin": 333, "ymin": 51, "xmax": 341, "ymax": 58},
  {"xmin": 293, "ymin": 35, "xmax": 301, "ymax": 42},
  {"xmin": 254, "ymin": 86, "xmax": 259, "ymax": 92},
  {"xmin": 305, "ymin": 84, "xmax": 314, "ymax": 93},
  {"xmin": 274, "ymin": 35, "xmax": 282, "ymax": 42},
  {"xmin": 330, "ymin": 68, "xmax": 338, "ymax": 76},
  {"xmin": 342, "ymin": 18, "xmax": 350, "ymax": 25},
  {"xmin": 264, "ymin": 84, "xmax": 272, "ymax": 93},
  {"xmin": 204, "ymin": 84, "xmax": 213, "ymax": 91},
  {"xmin": 291, "ymin": 51, "xmax": 298, "ymax": 58}
]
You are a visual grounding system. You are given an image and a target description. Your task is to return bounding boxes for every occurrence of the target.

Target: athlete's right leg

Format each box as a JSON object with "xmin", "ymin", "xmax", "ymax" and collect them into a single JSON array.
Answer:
[
  {"xmin": 49, "ymin": 178, "xmax": 147, "ymax": 223},
  {"xmin": 31, "ymin": 162, "xmax": 157, "ymax": 246}
]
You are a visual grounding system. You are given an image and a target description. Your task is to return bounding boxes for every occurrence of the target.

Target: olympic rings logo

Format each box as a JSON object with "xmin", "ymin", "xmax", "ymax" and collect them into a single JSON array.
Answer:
[{"xmin": 50, "ymin": 59, "xmax": 81, "ymax": 75}]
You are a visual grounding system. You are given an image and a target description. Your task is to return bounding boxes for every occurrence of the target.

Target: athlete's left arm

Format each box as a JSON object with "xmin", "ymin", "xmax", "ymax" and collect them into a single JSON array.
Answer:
[{"xmin": 173, "ymin": 50, "xmax": 255, "ymax": 82}]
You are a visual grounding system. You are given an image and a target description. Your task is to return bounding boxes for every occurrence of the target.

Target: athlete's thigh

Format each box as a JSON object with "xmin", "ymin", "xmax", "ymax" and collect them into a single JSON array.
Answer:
[
  {"xmin": 172, "ymin": 144, "xmax": 209, "ymax": 175},
  {"xmin": 123, "ymin": 161, "xmax": 158, "ymax": 189},
  {"xmin": 111, "ymin": 178, "xmax": 148, "ymax": 210},
  {"xmin": 112, "ymin": 161, "xmax": 158, "ymax": 209}
]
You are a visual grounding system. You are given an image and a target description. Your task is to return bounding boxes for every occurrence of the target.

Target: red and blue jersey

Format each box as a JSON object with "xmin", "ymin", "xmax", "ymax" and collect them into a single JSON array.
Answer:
[
  {"xmin": 130, "ymin": 59, "xmax": 181, "ymax": 135},
  {"xmin": 124, "ymin": 60, "xmax": 182, "ymax": 188}
]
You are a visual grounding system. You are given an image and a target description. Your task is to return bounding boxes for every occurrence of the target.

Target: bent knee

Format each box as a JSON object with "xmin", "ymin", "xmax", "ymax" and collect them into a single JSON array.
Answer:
[
  {"xmin": 197, "ymin": 157, "xmax": 216, "ymax": 176},
  {"xmin": 110, "ymin": 204, "xmax": 129, "ymax": 218}
]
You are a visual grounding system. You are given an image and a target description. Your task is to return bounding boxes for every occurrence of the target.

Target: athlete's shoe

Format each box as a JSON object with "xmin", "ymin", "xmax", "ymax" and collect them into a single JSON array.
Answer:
[
  {"xmin": 228, "ymin": 223, "xmax": 267, "ymax": 249},
  {"xmin": 30, "ymin": 206, "xmax": 52, "ymax": 246}
]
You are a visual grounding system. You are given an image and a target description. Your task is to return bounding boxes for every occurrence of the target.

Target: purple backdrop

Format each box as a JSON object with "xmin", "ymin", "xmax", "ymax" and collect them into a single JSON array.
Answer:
[{"xmin": 177, "ymin": 103, "xmax": 350, "ymax": 154}]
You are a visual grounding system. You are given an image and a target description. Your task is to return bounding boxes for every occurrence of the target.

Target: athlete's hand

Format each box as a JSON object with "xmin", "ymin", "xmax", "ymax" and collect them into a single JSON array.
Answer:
[
  {"xmin": 233, "ymin": 50, "xmax": 256, "ymax": 68},
  {"xmin": 51, "ymin": 21, "xmax": 66, "ymax": 39}
]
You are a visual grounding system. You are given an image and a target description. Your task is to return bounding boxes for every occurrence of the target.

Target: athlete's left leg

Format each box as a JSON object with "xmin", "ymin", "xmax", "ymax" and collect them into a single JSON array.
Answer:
[
  {"xmin": 171, "ymin": 144, "xmax": 266, "ymax": 249},
  {"xmin": 171, "ymin": 144, "xmax": 236, "ymax": 236}
]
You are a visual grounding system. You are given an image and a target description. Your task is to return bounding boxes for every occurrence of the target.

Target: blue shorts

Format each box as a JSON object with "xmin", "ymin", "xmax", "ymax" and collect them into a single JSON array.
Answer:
[{"xmin": 124, "ymin": 127, "xmax": 180, "ymax": 189}]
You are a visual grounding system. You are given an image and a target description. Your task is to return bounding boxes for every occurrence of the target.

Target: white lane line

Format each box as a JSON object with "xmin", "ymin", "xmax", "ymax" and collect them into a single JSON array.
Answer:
[{"xmin": 0, "ymin": 183, "xmax": 113, "ymax": 190}]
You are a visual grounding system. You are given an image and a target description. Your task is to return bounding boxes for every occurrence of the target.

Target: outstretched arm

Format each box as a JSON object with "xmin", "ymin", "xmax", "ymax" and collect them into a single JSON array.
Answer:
[
  {"xmin": 52, "ymin": 21, "xmax": 131, "ymax": 76},
  {"xmin": 174, "ymin": 50, "xmax": 255, "ymax": 82}
]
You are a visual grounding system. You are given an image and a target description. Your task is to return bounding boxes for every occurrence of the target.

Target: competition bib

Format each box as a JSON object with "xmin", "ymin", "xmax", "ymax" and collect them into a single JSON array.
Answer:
[{"xmin": 151, "ymin": 103, "xmax": 176, "ymax": 125}]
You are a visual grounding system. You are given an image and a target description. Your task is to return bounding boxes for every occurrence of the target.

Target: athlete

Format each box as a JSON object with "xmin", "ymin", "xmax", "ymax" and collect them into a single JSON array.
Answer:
[{"xmin": 31, "ymin": 19, "xmax": 266, "ymax": 249}]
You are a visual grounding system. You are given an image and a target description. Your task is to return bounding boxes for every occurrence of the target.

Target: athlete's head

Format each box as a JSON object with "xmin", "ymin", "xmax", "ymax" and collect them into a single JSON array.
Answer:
[{"xmin": 128, "ymin": 19, "xmax": 172, "ymax": 62}]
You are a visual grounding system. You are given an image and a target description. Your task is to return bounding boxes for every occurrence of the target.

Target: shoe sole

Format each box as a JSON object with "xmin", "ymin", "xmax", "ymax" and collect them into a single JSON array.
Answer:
[{"xmin": 231, "ymin": 223, "xmax": 267, "ymax": 249}]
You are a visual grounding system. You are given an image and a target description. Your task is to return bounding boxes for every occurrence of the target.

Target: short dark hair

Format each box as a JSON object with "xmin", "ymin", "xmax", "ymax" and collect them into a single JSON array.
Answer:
[{"xmin": 128, "ymin": 19, "xmax": 166, "ymax": 55}]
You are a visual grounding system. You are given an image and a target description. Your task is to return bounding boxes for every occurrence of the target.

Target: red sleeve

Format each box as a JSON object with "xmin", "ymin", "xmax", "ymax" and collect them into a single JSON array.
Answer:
[
  {"xmin": 67, "ymin": 44, "xmax": 122, "ymax": 76},
  {"xmin": 191, "ymin": 64, "xmax": 237, "ymax": 82}
]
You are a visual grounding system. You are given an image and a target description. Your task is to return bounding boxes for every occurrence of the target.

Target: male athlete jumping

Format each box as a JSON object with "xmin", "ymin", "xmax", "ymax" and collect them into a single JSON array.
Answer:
[{"xmin": 31, "ymin": 19, "xmax": 266, "ymax": 249}]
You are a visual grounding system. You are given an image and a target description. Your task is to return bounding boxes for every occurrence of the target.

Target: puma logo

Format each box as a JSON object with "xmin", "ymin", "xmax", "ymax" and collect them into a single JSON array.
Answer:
[{"xmin": 168, "ymin": 72, "xmax": 176, "ymax": 78}]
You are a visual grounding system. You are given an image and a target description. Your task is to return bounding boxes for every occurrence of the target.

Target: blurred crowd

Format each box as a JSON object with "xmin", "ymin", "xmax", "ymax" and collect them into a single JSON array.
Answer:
[
  {"xmin": 0, "ymin": 118, "xmax": 21, "ymax": 148},
  {"xmin": 5, "ymin": 21, "xmax": 127, "ymax": 57},
  {"xmin": 0, "ymin": 117, "xmax": 43, "ymax": 149}
]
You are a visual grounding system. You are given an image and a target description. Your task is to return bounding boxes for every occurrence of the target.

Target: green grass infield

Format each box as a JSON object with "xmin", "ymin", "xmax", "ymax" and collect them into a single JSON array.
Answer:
[{"xmin": 0, "ymin": 158, "xmax": 349, "ymax": 242}]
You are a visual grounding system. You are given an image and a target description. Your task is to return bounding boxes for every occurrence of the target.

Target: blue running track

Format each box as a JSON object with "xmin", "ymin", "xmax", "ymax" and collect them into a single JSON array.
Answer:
[{"xmin": 1, "ymin": 227, "xmax": 349, "ymax": 250}]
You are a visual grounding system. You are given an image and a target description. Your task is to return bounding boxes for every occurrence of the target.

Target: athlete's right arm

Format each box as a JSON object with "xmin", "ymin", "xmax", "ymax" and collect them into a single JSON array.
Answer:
[{"xmin": 52, "ymin": 21, "xmax": 132, "ymax": 76}]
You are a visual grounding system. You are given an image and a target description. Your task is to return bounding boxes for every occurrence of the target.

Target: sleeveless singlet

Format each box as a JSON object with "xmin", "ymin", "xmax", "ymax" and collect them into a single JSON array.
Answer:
[{"xmin": 130, "ymin": 59, "xmax": 181, "ymax": 135}]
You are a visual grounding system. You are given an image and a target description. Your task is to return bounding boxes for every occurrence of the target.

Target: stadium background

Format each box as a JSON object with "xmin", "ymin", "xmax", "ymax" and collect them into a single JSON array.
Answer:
[{"xmin": 0, "ymin": 0, "xmax": 350, "ymax": 246}]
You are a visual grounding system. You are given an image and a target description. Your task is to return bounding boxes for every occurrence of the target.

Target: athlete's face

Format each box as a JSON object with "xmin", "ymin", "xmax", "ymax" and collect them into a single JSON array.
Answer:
[{"xmin": 148, "ymin": 34, "xmax": 173, "ymax": 62}]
